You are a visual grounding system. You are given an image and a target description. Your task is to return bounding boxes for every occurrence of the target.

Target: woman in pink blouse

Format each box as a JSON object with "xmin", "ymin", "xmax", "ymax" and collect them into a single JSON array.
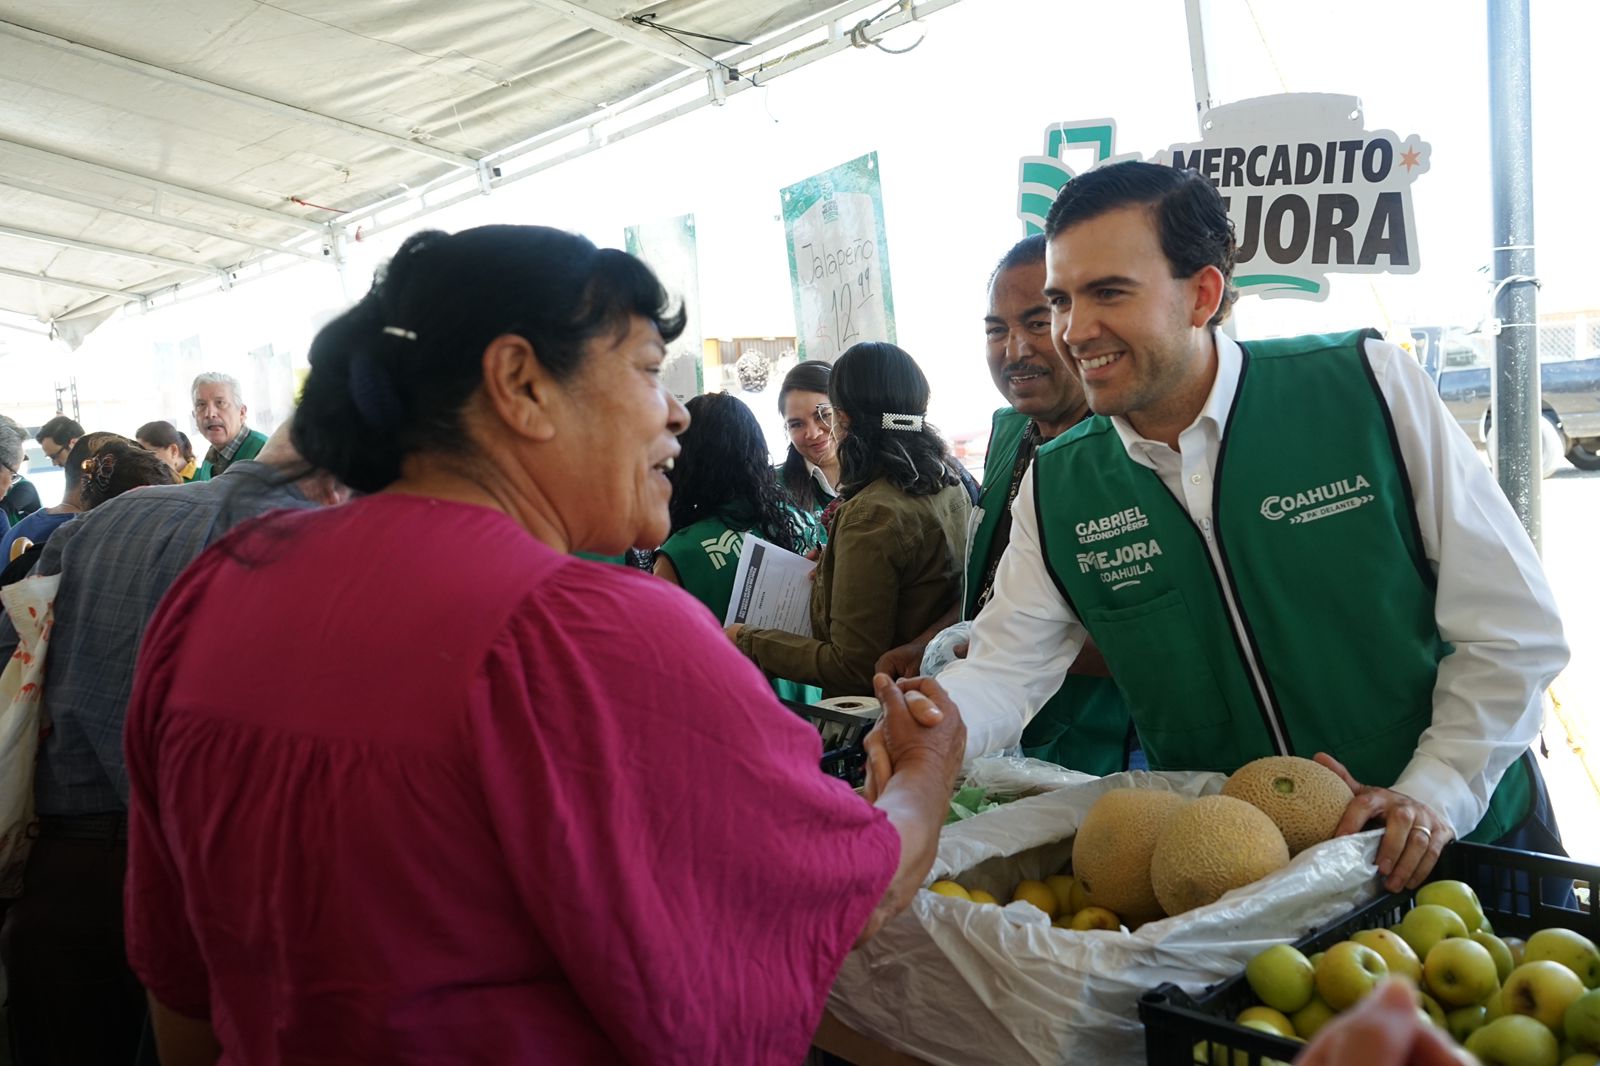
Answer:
[{"xmin": 122, "ymin": 225, "xmax": 963, "ymax": 1065}]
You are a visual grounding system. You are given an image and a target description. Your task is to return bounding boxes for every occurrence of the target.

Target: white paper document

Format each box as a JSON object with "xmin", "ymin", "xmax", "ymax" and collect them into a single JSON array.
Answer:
[{"xmin": 723, "ymin": 535, "xmax": 816, "ymax": 636}]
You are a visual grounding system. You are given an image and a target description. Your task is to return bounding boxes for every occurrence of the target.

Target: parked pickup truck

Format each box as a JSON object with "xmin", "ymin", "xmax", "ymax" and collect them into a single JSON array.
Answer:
[{"xmin": 1407, "ymin": 326, "xmax": 1600, "ymax": 476}]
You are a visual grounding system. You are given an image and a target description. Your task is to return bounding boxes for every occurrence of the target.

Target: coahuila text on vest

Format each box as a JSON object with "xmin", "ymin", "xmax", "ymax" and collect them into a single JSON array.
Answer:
[
  {"xmin": 1075, "ymin": 539, "xmax": 1163, "ymax": 589},
  {"xmin": 1074, "ymin": 505, "xmax": 1150, "ymax": 544},
  {"xmin": 1258, "ymin": 474, "xmax": 1374, "ymax": 524}
]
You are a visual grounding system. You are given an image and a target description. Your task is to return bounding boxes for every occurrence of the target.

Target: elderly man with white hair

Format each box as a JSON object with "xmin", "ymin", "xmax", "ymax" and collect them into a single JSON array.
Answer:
[{"xmin": 192, "ymin": 371, "xmax": 268, "ymax": 478}]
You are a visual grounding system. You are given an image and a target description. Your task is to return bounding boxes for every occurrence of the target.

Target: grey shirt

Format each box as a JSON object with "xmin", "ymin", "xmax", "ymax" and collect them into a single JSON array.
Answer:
[{"xmin": 0, "ymin": 462, "xmax": 316, "ymax": 815}]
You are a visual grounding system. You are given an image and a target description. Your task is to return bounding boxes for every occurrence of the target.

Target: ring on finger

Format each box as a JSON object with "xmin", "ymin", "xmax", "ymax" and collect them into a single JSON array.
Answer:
[{"xmin": 1410, "ymin": 825, "xmax": 1433, "ymax": 842}]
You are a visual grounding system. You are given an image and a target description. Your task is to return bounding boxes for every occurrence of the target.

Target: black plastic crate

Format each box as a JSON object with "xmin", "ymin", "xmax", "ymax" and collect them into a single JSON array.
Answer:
[
  {"xmin": 780, "ymin": 697, "xmax": 877, "ymax": 787},
  {"xmin": 1139, "ymin": 842, "xmax": 1600, "ymax": 1064}
]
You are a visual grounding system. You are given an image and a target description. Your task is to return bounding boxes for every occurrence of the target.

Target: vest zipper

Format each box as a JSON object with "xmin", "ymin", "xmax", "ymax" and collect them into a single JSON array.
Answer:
[{"xmin": 1209, "ymin": 346, "xmax": 1294, "ymax": 755}]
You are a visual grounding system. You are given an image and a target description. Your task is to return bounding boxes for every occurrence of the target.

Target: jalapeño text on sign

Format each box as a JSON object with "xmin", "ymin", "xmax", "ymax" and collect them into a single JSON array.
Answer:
[
  {"xmin": 1160, "ymin": 94, "xmax": 1429, "ymax": 301},
  {"xmin": 1258, "ymin": 474, "xmax": 1374, "ymax": 524}
]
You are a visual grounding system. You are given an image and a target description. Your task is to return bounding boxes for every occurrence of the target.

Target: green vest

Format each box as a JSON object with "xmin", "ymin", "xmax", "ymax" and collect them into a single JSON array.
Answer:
[
  {"xmin": 197, "ymin": 427, "xmax": 268, "ymax": 479},
  {"xmin": 967, "ymin": 407, "xmax": 1133, "ymax": 777},
  {"xmin": 1032, "ymin": 330, "xmax": 1527, "ymax": 841},
  {"xmin": 660, "ymin": 513, "xmax": 822, "ymax": 705}
]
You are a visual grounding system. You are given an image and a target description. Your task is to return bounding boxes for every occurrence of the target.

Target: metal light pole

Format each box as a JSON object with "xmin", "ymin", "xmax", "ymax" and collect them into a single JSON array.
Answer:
[{"xmin": 1487, "ymin": 0, "xmax": 1541, "ymax": 551}]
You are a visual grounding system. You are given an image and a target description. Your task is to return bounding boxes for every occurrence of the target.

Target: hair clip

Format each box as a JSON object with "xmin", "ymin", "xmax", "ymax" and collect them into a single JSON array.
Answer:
[
  {"xmin": 881, "ymin": 413, "xmax": 924, "ymax": 431},
  {"xmin": 382, "ymin": 326, "xmax": 418, "ymax": 341}
]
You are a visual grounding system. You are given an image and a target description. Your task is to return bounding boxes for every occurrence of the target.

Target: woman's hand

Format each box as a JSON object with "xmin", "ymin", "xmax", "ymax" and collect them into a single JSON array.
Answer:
[
  {"xmin": 862, "ymin": 675, "xmax": 961, "ymax": 801},
  {"xmin": 724, "ymin": 623, "xmax": 744, "ymax": 644}
]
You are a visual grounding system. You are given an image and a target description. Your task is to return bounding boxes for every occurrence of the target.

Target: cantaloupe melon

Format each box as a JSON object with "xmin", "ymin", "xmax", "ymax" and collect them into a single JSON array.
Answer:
[
  {"xmin": 1221, "ymin": 756, "xmax": 1353, "ymax": 855},
  {"xmin": 1070, "ymin": 788, "xmax": 1189, "ymax": 924},
  {"xmin": 1149, "ymin": 794, "xmax": 1290, "ymax": 915}
]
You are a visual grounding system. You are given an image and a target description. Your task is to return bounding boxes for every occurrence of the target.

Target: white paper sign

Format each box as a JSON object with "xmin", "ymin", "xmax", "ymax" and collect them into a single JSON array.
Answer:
[{"xmin": 724, "ymin": 535, "xmax": 815, "ymax": 636}]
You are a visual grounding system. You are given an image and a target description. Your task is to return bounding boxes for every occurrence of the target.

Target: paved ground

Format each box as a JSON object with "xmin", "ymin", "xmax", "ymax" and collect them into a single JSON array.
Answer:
[{"xmin": 1535, "ymin": 463, "xmax": 1600, "ymax": 862}]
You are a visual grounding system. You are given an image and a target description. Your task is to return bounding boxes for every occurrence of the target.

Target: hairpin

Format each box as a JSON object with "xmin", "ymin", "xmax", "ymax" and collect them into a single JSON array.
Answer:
[
  {"xmin": 382, "ymin": 326, "xmax": 418, "ymax": 341},
  {"xmin": 881, "ymin": 413, "xmax": 924, "ymax": 431}
]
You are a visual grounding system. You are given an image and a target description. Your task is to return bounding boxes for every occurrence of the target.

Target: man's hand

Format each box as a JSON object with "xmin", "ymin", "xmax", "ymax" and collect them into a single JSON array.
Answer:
[
  {"xmin": 862, "ymin": 675, "xmax": 957, "ymax": 801},
  {"xmin": 1316, "ymin": 752, "xmax": 1454, "ymax": 892},
  {"xmin": 874, "ymin": 642, "xmax": 926, "ymax": 680}
]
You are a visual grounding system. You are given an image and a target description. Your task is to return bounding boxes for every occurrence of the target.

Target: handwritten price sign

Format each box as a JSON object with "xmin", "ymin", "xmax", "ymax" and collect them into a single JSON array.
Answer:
[{"xmin": 781, "ymin": 153, "xmax": 896, "ymax": 363}]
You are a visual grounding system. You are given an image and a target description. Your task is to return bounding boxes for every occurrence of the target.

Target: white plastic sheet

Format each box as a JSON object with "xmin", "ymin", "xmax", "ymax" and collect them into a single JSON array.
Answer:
[{"xmin": 830, "ymin": 771, "xmax": 1383, "ymax": 1065}]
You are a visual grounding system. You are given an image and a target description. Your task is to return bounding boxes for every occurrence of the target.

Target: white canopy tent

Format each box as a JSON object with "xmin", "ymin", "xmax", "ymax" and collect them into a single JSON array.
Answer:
[{"xmin": 0, "ymin": 0, "xmax": 961, "ymax": 344}]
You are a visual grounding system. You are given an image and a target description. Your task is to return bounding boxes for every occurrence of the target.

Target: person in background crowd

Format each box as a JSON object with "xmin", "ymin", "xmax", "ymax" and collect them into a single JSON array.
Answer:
[
  {"xmin": 0, "ymin": 437, "xmax": 178, "ymax": 587},
  {"xmin": 191, "ymin": 372, "xmax": 268, "ymax": 478},
  {"xmin": 136, "ymin": 420, "xmax": 206, "ymax": 482},
  {"xmin": 36, "ymin": 415, "xmax": 84, "ymax": 467},
  {"xmin": 0, "ymin": 415, "xmax": 41, "ymax": 526},
  {"xmin": 0, "ymin": 421, "xmax": 340, "ymax": 1066},
  {"xmin": 916, "ymin": 160, "xmax": 1567, "ymax": 894},
  {"xmin": 731, "ymin": 341, "xmax": 971, "ymax": 696},
  {"xmin": 0, "ymin": 431, "xmax": 123, "ymax": 564},
  {"xmin": 119, "ymin": 225, "xmax": 961, "ymax": 1064},
  {"xmin": 875, "ymin": 235, "xmax": 1137, "ymax": 776},
  {"xmin": 777, "ymin": 359, "xmax": 840, "ymax": 520},
  {"xmin": 655, "ymin": 392, "xmax": 824, "ymax": 702}
]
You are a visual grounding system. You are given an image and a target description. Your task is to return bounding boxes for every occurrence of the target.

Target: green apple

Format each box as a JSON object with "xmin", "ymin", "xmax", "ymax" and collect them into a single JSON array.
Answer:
[
  {"xmin": 1308, "ymin": 951, "xmax": 1325, "ymax": 970},
  {"xmin": 1395, "ymin": 903, "xmax": 1471, "ymax": 960},
  {"xmin": 1417, "ymin": 880, "xmax": 1488, "ymax": 936},
  {"xmin": 1466, "ymin": 1013, "xmax": 1560, "ymax": 1066},
  {"xmin": 1474, "ymin": 930, "xmax": 1519, "ymax": 983},
  {"xmin": 1419, "ymin": 991, "xmax": 1448, "ymax": 1027},
  {"xmin": 1485, "ymin": 986, "xmax": 1509, "ymax": 1021},
  {"xmin": 1352, "ymin": 928, "xmax": 1423, "ymax": 984},
  {"xmin": 1504, "ymin": 960, "xmax": 1589, "ymax": 1031},
  {"xmin": 1315, "ymin": 941, "xmax": 1389, "ymax": 1011},
  {"xmin": 1245, "ymin": 944, "xmax": 1316, "ymax": 1014},
  {"xmin": 1447, "ymin": 1003, "xmax": 1488, "ymax": 1042},
  {"xmin": 1235, "ymin": 1006, "xmax": 1296, "ymax": 1038},
  {"xmin": 1566, "ymin": 988, "xmax": 1600, "ymax": 1053},
  {"xmin": 1290, "ymin": 995, "xmax": 1338, "ymax": 1040},
  {"xmin": 1424, "ymin": 937, "xmax": 1502, "ymax": 1008},
  {"xmin": 1506, "ymin": 937, "xmax": 1528, "ymax": 967},
  {"xmin": 1562, "ymin": 1055, "xmax": 1600, "ymax": 1066},
  {"xmin": 1528, "ymin": 929, "xmax": 1600, "ymax": 989},
  {"xmin": 1194, "ymin": 1022, "xmax": 1295, "ymax": 1066}
]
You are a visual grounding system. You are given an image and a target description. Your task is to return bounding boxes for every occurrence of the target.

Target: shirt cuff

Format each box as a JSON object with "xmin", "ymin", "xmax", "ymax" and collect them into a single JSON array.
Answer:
[{"xmin": 1392, "ymin": 752, "xmax": 1482, "ymax": 839}]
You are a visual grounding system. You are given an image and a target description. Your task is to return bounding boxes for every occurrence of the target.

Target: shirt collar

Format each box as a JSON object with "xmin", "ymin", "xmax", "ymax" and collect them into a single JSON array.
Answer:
[
  {"xmin": 1108, "ymin": 330, "xmax": 1243, "ymax": 465},
  {"xmin": 216, "ymin": 423, "xmax": 252, "ymax": 461},
  {"xmin": 805, "ymin": 459, "xmax": 838, "ymax": 497}
]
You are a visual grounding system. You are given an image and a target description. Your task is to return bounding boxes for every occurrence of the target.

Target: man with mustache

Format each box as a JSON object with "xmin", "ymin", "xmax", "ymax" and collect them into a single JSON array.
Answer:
[
  {"xmin": 916, "ymin": 161, "xmax": 1567, "ymax": 893},
  {"xmin": 877, "ymin": 235, "xmax": 1134, "ymax": 775},
  {"xmin": 192, "ymin": 371, "xmax": 268, "ymax": 478}
]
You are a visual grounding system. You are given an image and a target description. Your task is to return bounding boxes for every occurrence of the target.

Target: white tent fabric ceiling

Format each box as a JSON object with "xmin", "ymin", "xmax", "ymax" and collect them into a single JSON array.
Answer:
[{"xmin": 0, "ymin": 0, "xmax": 945, "ymax": 333}]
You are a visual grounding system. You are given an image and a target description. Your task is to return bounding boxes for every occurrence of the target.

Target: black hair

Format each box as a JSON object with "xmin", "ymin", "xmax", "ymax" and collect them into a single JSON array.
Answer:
[
  {"xmin": 37, "ymin": 415, "xmax": 84, "ymax": 445},
  {"xmin": 61, "ymin": 431, "xmax": 126, "ymax": 499},
  {"xmin": 80, "ymin": 438, "xmax": 180, "ymax": 509},
  {"xmin": 830, "ymin": 342, "xmax": 960, "ymax": 499},
  {"xmin": 668, "ymin": 394, "xmax": 804, "ymax": 553},
  {"xmin": 988, "ymin": 233, "xmax": 1047, "ymax": 289},
  {"xmin": 135, "ymin": 420, "xmax": 195, "ymax": 463},
  {"xmin": 776, "ymin": 360, "xmax": 833, "ymax": 513},
  {"xmin": 1043, "ymin": 161, "xmax": 1238, "ymax": 327},
  {"xmin": 294, "ymin": 225, "xmax": 686, "ymax": 494}
]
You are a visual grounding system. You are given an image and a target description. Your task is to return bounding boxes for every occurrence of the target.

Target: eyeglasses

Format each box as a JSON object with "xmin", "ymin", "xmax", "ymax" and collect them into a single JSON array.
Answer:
[
  {"xmin": 0, "ymin": 458, "xmax": 16, "ymax": 482},
  {"xmin": 814, "ymin": 403, "xmax": 835, "ymax": 426},
  {"xmin": 47, "ymin": 445, "xmax": 69, "ymax": 465}
]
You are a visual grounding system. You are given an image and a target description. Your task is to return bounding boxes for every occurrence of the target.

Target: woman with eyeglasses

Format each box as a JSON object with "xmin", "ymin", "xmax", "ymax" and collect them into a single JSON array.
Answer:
[
  {"xmin": 731, "ymin": 342, "xmax": 972, "ymax": 697},
  {"xmin": 776, "ymin": 361, "xmax": 840, "ymax": 520},
  {"xmin": 0, "ymin": 417, "xmax": 41, "ymax": 528}
]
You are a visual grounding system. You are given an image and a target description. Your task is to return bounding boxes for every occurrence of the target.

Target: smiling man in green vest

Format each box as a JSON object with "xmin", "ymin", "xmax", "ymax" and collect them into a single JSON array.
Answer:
[
  {"xmin": 929, "ymin": 161, "xmax": 1568, "ymax": 892},
  {"xmin": 877, "ymin": 235, "xmax": 1134, "ymax": 775}
]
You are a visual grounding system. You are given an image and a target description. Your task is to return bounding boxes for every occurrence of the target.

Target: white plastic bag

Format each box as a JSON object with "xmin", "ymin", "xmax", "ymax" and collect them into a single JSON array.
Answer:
[
  {"xmin": 830, "ymin": 770, "xmax": 1382, "ymax": 1066},
  {"xmin": 0, "ymin": 574, "xmax": 61, "ymax": 898}
]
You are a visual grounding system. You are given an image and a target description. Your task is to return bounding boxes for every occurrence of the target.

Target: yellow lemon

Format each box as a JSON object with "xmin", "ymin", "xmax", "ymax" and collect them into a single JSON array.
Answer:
[{"xmin": 929, "ymin": 880, "xmax": 972, "ymax": 901}]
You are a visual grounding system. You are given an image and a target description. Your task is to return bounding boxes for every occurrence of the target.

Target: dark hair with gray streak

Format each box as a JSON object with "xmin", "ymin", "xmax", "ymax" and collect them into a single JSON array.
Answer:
[{"xmin": 829, "ymin": 342, "xmax": 960, "ymax": 500}]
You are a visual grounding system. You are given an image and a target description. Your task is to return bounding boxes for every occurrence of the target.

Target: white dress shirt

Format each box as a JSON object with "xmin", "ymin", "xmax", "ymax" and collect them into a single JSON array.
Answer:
[{"xmin": 939, "ymin": 332, "xmax": 1569, "ymax": 837}]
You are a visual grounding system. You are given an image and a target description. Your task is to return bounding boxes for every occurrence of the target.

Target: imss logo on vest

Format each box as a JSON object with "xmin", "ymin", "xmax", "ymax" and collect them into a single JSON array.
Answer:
[{"xmin": 1259, "ymin": 474, "xmax": 1374, "ymax": 524}]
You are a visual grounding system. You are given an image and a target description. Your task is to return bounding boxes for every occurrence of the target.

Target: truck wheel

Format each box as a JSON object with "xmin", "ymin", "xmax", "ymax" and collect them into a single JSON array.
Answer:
[
  {"xmin": 1486, "ymin": 413, "xmax": 1565, "ymax": 478},
  {"xmin": 1567, "ymin": 438, "xmax": 1600, "ymax": 471}
]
